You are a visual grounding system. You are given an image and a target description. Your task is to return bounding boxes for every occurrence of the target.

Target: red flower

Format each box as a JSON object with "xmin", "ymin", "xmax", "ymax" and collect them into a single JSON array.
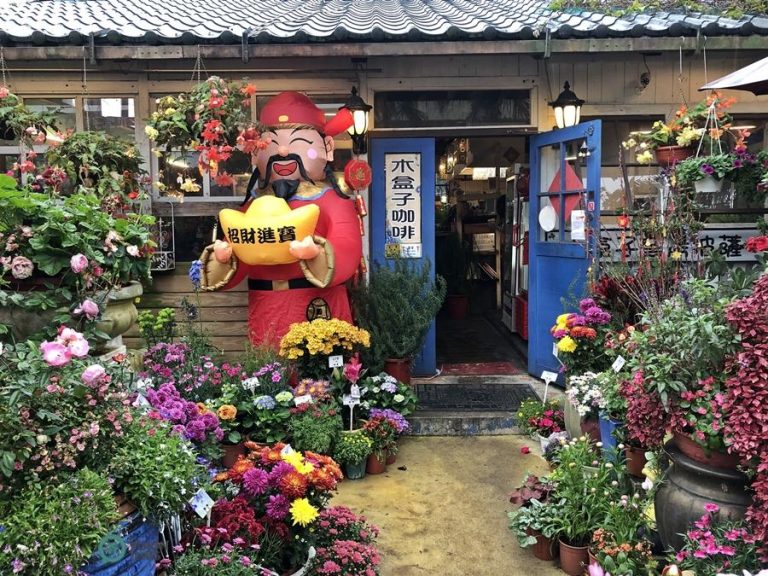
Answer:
[
  {"xmin": 278, "ymin": 471, "xmax": 308, "ymax": 499},
  {"xmin": 214, "ymin": 172, "xmax": 235, "ymax": 187},
  {"xmin": 745, "ymin": 235, "xmax": 768, "ymax": 253},
  {"xmin": 520, "ymin": 446, "xmax": 531, "ymax": 455}
]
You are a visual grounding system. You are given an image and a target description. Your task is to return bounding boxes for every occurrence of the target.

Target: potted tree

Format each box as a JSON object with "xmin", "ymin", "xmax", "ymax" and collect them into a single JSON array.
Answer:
[{"xmin": 352, "ymin": 258, "xmax": 446, "ymax": 383}]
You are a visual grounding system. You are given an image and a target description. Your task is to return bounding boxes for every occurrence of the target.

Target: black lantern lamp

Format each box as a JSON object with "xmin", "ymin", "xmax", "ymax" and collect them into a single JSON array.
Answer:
[
  {"xmin": 549, "ymin": 81, "xmax": 585, "ymax": 129},
  {"xmin": 343, "ymin": 86, "xmax": 372, "ymax": 155}
]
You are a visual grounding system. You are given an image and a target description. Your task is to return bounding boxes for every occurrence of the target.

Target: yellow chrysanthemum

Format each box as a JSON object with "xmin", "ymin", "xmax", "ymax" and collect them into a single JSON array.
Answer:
[
  {"xmin": 290, "ymin": 498, "xmax": 319, "ymax": 527},
  {"xmin": 282, "ymin": 451, "xmax": 314, "ymax": 475},
  {"xmin": 217, "ymin": 404, "xmax": 237, "ymax": 420},
  {"xmin": 556, "ymin": 335, "xmax": 577, "ymax": 353}
]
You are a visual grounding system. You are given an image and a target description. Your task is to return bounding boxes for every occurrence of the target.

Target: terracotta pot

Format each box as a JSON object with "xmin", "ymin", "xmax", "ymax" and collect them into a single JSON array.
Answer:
[
  {"xmin": 526, "ymin": 528, "xmax": 557, "ymax": 561},
  {"xmin": 655, "ymin": 441, "xmax": 751, "ymax": 550},
  {"xmin": 221, "ymin": 442, "xmax": 246, "ymax": 469},
  {"xmin": 625, "ymin": 445, "xmax": 648, "ymax": 478},
  {"xmin": 384, "ymin": 358, "xmax": 412, "ymax": 385},
  {"xmin": 579, "ymin": 415, "xmax": 601, "ymax": 444},
  {"xmin": 655, "ymin": 145, "xmax": 694, "ymax": 167},
  {"xmin": 558, "ymin": 539, "xmax": 589, "ymax": 576},
  {"xmin": 365, "ymin": 453, "xmax": 387, "ymax": 475},
  {"xmin": 386, "ymin": 451, "xmax": 396, "ymax": 465},
  {"xmin": 588, "ymin": 549, "xmax": 599, "ymax": 567},
  {"xmin": 446, "ymin": 293, "xmax": 469, "ymax": 320},
  {"xmin": 672, "ymin": 431, "xmax": 740, "ymax": 469}
]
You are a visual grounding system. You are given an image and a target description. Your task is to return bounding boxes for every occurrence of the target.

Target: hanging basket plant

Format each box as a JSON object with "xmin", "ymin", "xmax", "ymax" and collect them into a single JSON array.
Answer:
[
  {"xmin": 144, "ymin": 76, "xmax": 260, "ymax": 173},
  {"xmin": 0, "ymin": 86, "xmax": 59, "ymax": 146}
]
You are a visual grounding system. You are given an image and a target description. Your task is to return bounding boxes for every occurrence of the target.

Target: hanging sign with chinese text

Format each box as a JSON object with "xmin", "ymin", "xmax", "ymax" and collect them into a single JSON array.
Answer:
[
  {"xmin": 385, "ymin": 153, "xmax": 422, "ymax": 258},
  {"xmin": 599, "ymin": 226, "xmax": 759, "ymax": 263}
]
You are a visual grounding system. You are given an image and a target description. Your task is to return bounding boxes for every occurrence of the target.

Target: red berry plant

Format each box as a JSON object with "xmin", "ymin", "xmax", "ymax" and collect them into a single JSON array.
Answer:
[{"xmin": 725, "ymin": 272, "xmax": 768, "ymax": 561}]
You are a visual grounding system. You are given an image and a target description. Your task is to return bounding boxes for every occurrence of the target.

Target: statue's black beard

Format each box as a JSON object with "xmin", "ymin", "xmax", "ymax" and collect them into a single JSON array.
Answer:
[{"xmin": 270, "ymin": 179, "xmax": 301, "ymax": 200}]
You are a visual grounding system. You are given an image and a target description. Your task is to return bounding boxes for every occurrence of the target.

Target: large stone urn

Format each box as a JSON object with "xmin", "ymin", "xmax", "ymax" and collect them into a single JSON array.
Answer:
[
  {"xmin": 94, "ymin": 281, "xmax": 143, "ymax": 354},
  {"xmin": 654, "ymin": 441, "xmax": 751, "ymax": 550}
]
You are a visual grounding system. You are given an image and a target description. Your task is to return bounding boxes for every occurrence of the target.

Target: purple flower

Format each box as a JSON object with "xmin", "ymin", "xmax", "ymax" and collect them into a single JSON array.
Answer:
[
  {"xmin": 266, "ymin": 494, "xmax": 290, "ymax": 520},
  {"xmin": 242, "ymin": 468, "xmax": 270, "ymax": 497},
  {"xmin": 201, "ymin": 412, "xmax": 219, "ymax": 429},
  {"xmin": 369, "ymin": 408, "xmax": 410, "ymax": 434},
  {"xmin": 268, "ymin": 461, "xmax": 295, "ymax": 486},
  {"xmin": 381, "ymin": 381, "xmax": 397, "ymax": 394},
  {"xmin": 584, "ymin": 306, "xmax": 611, "ymax": 325},
  {"xmin": 733, "ymin": 158, "xmax": 744, "ymax": 168},
  {"xmin": 701, "ymin": 163, "xmax": 715, "ymax": 175},
  {"xmin": 578, "ymin": 298, "xmax": 596, "ymax": 313}
]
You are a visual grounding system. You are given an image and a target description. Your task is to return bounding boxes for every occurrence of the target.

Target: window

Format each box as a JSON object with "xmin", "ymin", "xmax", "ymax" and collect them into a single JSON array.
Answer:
[
  {"xmin": 374, "ymin": 90, "xmax": 531, "ymax": 129},
  {"xmin": 84, "ymin": 97, "xmax": 135, "ymax": 139}
]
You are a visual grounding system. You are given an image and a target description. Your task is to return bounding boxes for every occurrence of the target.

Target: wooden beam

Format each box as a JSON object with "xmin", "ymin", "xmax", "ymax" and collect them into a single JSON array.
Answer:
[{"xmin": 2, "ymin": 36, "xmax": 768, "ymax": 62}]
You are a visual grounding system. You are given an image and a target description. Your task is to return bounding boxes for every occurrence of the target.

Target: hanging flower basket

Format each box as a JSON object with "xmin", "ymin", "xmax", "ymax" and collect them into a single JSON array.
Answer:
[{"xmin": 655, "ymin": 145, "xmax": 694, "ymax": 167}]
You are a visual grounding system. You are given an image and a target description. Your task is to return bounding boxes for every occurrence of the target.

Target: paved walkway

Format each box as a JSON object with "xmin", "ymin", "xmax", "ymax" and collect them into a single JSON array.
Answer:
[{"xmin": 332, "ymin": 435, "xmax": 563, "ymax": 576}]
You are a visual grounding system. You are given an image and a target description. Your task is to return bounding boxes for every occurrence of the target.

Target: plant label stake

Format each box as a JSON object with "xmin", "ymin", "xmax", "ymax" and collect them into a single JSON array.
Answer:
[
  {"xmin": 540, "ymin": 370, "xmax": 558, "ymax": 402},
  {"xmin": 342, "ymin": 384, "xmax": 362, "ymax": 431},
  {"xmin": 328, "ymin": 355, "xmax": 344, "ymax": 368},
  {"xmin": 189, "ymin": 488, "xmax": 214, "ymax": 519}
]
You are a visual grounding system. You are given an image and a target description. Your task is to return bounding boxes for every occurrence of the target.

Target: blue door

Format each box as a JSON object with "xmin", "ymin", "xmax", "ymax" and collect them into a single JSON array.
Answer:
[
  {"xmin": 528, "ymin": 121, "xmax": 602, "ymax": 379},
  {"xmin": 370, "ymin": 137, "xmax": 436, "ymax": 376}
]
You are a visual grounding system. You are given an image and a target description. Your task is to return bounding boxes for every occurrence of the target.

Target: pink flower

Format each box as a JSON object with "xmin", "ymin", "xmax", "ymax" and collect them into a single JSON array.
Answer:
[
  {"xmin": 0, "ymin": 86, "xmax": 9, "ymax": 99},
  {"xmin": 67, "ymin": 336, "xmax": 89, "ymax": 358},
  {"xmin": 40, "ymin": 341, "xmax": 72, "ymax": 367},
  {"xmin": 10, "ymin": 256, "xmax": 33, "ymax": 279},
  {"xmin": 74, "ymin": 298, "xmax": 100, "ymax": 319},
  {"xmin": 704, "ymin": 503, "xmax": 720, "ymax": 513},
  {"xmin": 343, "ymin": 353, "xmax": 364, "ymax": 384},
  {"xmin": 81, "ymin": 364, "xmax": 106, "ymax": 385},
  {"xmin": 70, "ymin": 253, "xmax": 89, "ymax": 274},
  {"xmin": 520, "ymin": 446, "xmax": 530, "ymax": 454},
  {"xmin": 126, "ymin": 245, "xmax": 140, "ymax": 257}
]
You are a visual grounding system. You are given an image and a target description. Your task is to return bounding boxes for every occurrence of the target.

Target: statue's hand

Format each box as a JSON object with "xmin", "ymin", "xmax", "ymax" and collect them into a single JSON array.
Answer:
[
  {"xmin": 289, "ymin": 235, "xmax": 321, "ymax": 260},
  {"xmin": 213, "ymin": 240, "xmax": 233, "ymax": 263}
]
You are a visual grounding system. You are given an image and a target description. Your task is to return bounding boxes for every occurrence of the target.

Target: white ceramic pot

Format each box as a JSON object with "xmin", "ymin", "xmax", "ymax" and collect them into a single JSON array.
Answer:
[{"xmin": 694, "ymin": 175, "xmax": 722, "ymax": 194}]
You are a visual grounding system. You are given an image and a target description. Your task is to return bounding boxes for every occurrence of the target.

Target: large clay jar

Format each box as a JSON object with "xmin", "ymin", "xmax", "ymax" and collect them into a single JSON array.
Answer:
[
  {"xmin": 383, "ymin": 358, "xmax": 412, "ymax": 385},
  {"xmin": 654, "ymin": 442, "xmax": 752, "ymax": 550}
]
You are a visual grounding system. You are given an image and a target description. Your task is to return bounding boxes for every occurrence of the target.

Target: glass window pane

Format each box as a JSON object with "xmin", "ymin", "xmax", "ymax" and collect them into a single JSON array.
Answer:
[
  {"xmin": 158, "ymin": 152, "xmax": 203, "ymax": 199},
  {"xmin": 210, "ymin": 150, "xmax": 251, "ymax": 197},
  {"xmin": 24, "ymin": 97, "xmax": 76, "ymax": 134},
  {"xmin": 375, "ymin": 90, "xmax": 531, "ymax": 128},
  {"xmin": 174, "ymin": 217, "xmax": 216, "ymax": 262},
  {"xmin": 84, "ymin": 97, "xmax": 135, "ymax": 139}
]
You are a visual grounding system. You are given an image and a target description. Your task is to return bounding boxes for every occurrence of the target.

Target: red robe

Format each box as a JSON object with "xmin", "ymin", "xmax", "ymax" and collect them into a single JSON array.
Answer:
[{"xmin": 222, "ymin": 188, "xmax": 362, "ymax": 347}]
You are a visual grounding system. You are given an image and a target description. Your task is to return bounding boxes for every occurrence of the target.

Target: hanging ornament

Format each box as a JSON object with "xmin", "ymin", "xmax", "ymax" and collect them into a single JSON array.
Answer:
[
  {"xmin": 617, "ymin": 214, "xmax": 631, "ymax": 229},
  {"xmin": 344, "ymin": 159, "xmax": 372, "ymax": 191}
]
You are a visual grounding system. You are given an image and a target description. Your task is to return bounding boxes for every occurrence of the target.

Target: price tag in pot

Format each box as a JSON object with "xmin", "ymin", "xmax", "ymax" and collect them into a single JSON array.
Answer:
[
  {"xmin": 342, "ymin": 394, "xmax": 360, "ymax": 407},
  {"xmin": 294, "ymin": 394, "xmax": 313, "ymax": 406},
  {"xmin": 189, "ymin": 489, "xmax": 214, "ymax": 518},
  {"xmin": 552, "ymin": 343, "xmax": 559, "ymax": 358},
  {"xmin": 328, "ymin": 355, "xmax": 344, "ymax": 368},
  {"xmin": 612, "ymin": 355, "xmax": 626, "ymax": 372}
]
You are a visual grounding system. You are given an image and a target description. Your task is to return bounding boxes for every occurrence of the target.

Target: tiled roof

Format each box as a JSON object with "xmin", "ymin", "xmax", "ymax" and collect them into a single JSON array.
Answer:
[{"xmin": 0, "ymin": 0, "xmax": 765, "ymax": 45}]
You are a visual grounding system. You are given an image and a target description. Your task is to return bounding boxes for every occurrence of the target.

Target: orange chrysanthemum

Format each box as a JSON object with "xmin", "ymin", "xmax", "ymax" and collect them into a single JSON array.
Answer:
[{"xmin": 279, "ymin": 471, "xmax": 308, "ymax": 499}]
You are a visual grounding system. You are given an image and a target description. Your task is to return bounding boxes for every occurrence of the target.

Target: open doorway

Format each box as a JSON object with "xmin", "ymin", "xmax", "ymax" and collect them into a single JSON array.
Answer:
[{"xmin": 434, "ymin": 135, "xmax": 530, "ymax": 374}]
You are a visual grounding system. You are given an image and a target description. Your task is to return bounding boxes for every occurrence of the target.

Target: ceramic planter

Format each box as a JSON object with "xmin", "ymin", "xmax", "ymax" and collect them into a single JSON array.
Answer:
[
  {"xmin": 655, "ymin": 145, "xmax": 693, "ymax": 166},
  {"xmin": 655, "ymin": 441, "xmax": 751, "ymax": 550},
  {"xmin": 344, "ymin": 460, "xmax": 366, "ymax": 480},
  {"xmin": 694, "ymin": 175, "xmax": 723, "ymax": 194},
  {"xmin": 558, "ymin": 539, "xmax": 589, "ymax": 576},
  {"xmin": 365, "ymin": 453, "xmax": 387, "ymax": 475}
]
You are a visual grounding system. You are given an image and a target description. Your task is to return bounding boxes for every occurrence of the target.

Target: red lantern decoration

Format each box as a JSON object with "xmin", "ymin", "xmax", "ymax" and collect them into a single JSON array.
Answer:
[
  {"xmin": 344, "ymin": 159, "xmax": 372, "ymax": 191},
  {"xmin": 617, "ymin": 214, "xmax": 631, "ymax": 228}
]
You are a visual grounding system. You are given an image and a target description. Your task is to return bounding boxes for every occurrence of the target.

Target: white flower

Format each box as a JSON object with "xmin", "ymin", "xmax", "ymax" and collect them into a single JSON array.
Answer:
[
  {"xmin": 242, "ymin": 377, "xmax": 260, "ymax": 392},
  {"xmin": 393, "ymin": 394, "xmax": 405, "ymax": 403}
]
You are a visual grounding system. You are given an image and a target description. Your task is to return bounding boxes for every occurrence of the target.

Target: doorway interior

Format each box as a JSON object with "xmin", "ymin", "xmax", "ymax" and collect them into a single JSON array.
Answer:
[{"xmin": 433, "ymin": 134, "xmax": 530, "ymax": 374}]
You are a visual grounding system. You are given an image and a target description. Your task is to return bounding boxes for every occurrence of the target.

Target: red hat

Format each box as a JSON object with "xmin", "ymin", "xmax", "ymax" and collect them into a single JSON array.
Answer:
[{"xmin": 259, "ymin": 91, "xmax": 353, "ymax": 137}]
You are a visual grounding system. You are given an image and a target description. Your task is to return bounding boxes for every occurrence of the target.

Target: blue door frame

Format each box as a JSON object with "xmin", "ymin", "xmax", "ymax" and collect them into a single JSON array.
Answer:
[
  {"xmin": 370, "ymin": 137, "xmax": 436, "ymax": 376},
  {"xmin": 528, "ymin": 121, "xmax": 602, "ymax": 380}
]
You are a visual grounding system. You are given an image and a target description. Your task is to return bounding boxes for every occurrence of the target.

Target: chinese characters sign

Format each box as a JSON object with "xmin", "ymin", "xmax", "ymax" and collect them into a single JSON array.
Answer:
[
  {"xmin": 385, "ymin": 153, "xmax": 422, "ymax": 258},
  {"xmin": 225, "ymin": 225, "xmax": 296, "ymax": 245},
  {"xmin": 599, "ymin": 226, "xmax": 759, "ymax": 263}
]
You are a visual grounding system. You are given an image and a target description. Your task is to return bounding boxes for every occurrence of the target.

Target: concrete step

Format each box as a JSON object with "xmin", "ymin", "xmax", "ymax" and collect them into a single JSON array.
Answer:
[{"xmin": 409, "ymin": 409, "xmax": 521, "ymax": 436}]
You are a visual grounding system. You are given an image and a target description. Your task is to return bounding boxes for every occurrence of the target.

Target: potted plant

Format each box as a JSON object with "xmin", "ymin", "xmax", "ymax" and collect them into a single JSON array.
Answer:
[
  {"xmin": 145, "ymin": 76, "xmax": 257, "ymax": 173},
  {"xmin": 333, "ymin": 431, "xmax": 373, "ymax": 479},
  {"xmin": 516, "ymin": 398, "xmax": 565, "ymax": 451},
  {"xmin": 675, "ymin": 153, "xmax": 736, "ymax": 193},
  {"xmin": 0, "ymin": 468, "xmax": 121, "ymax": 575},
  {"xmin": 622, "ymin": 93, "xmax": 734, "ymax": 166},
  {"xmin": 288, "ymin": 401, "xmax": 343, "ymax": 455},
  {"xmin": 367, "ymin": 407, "xmax": 410, "ymax": 464},
  {"xmin": 278, "ymin": 318, "xmax": 371, "ymax": 380},
  {"xmin": 0, "ymin": 86, "xmax": 58, "ymax": 144},
  {"xmin": 361, "ymin": 414, "xmax": 398, "ymax": 474},
  {"xmin": 0, "ymin": 164, "xmax": 155, "ymax": 345},
  {"xmin": 360, "ymin": 372, "xmax": 419, "ymax": 417},
  {"xmin": 352, "ymin": 258, "xmax": 446, "ymax": 383},
  {"xmin": 507, "ymin": 498, "xmax": 560, "ymax": 561}
]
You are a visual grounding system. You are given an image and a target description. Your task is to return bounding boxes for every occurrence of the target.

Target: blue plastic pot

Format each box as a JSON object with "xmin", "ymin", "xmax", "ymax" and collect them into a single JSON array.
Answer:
[
  {"xmin": 598, "ymin": 411, "xmax": 623, "ymax": 460},
  {"xmin": 344, "ymin": 459, "xmax": 367, "ymax": 480},
  {"xmin": 80, "ymin": 512, "xmax": 158, "ymax": 576}
]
